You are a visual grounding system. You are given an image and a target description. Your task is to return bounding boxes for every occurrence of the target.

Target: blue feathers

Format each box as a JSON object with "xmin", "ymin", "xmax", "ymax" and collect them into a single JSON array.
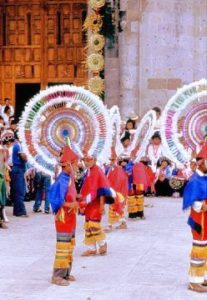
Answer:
[
  {"xmin": 183, "ymin": 173, "xmax": 207, "ymax": 210},
  {"xmin": 48, "ymin": 172, "xmax": 70, "ymax": 214}
]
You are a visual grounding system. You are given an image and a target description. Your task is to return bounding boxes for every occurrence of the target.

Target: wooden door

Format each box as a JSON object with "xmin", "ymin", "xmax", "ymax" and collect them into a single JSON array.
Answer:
[{"xmin": 0, "ymin": 0, "xmax": 87, "ymax": 110}]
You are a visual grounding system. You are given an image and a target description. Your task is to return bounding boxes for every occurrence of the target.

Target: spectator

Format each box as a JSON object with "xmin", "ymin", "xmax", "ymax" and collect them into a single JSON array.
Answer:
[
  {"xmin": 11, "ymin": 133, "xmax": 28, "ymax": 217},
  {"xmin": 155, "ymin": 157, "xmax": 173, "ymax": 196},
  {"xmin": 0, "ymin": 132, "xmax": 11, "ymax": 228},
  {"xmin": 33, "ymin": 171, "xmax": 51, "ymax": 214},
  {"xmin": 0, "ymin": 116, "xmax": 5, "ymax": 137},
  {"xmin": 9, "ymin": 119, "xmax": 18, "ymax": 138},
  {"xmin": 152, "ymin": 107, "xmax": 162, "ymax": 134},
  {"xmin": 121, "ymin": 118, "xmax": 136, "ymax": 141},
  {"xmin": 2, "ymin": 106, "xmax": 12, "ymax": 128},
  {"xmin": 147, "ymin": 133, "xmax": 164, "ymax": 173},
  {"xmin": 1, "ymin": 130, "xmax": 15, "ymax": 205},
  {"xmin": 0, "ymin": 172, "xmax": 7, "ymax": 229},
  {"xmin": 1, "ymin": 98, "xmax": 14, "ymax": 117},
  {"xmin": 120, "ymin": 134, "xmax": 131, "ymax": 157},
  {"xmin": 25, "ymin": 166, "xmax": 36, "ymax": 202}
]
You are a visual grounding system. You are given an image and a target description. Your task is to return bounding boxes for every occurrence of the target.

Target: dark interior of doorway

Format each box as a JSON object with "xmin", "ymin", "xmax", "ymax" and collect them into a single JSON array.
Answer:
[
  {"xmin": 15, "ymin": 83, "xmax": 40, "ymax": 120},
  {"xmin": 48, "ymin": 82, "xmax": 73, "ymax": 86}
]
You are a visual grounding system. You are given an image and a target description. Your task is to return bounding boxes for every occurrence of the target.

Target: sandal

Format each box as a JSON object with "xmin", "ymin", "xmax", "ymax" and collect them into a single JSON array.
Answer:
[
  {"xmin": 188, "ymin": 283, "xmax": 207, "ymax": 293},
  {"xmin": 104, "ymin": 225, "xmax": 113, "ymax": 233},
  {"xmin": 65, "ymin": 275, "xmax": 76, "ymax": 282},
  {"xmin": 144, "ymin": 204, "xmax": 153, "ymax": 208},
  {"xmin": 99, "ymin": 243, "xmax": 107, "ymax": 255},
  {"xmin": 136, "ymin": 216, "xmax": 146, "ymax": 220},
  {"xmin": 115, "ymin": 222, "xmax": 127, "ymax": 230},
  {"xmin": 202, "ymin": 281, "xmax": 207, "ymax": 287},
  {"xmin": 81, "ymin": 250, "xmax": 97, "ymax": 257},
  {"xmin": 51, "ymin": 276, "xmax": 70, "ymax": 286}
]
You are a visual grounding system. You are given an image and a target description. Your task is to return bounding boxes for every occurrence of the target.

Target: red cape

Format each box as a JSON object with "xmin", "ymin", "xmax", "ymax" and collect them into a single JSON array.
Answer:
[
  {"xmin": 81, "ymin": 165, "xmax": 111, "ymax": 200},
  {"xmin": 133, "ymin": 162, "xmax": 148, "ymax": 192},
  {"xmin": 107, "ymin": 165, "xmax": 128, "ymax": 198}
]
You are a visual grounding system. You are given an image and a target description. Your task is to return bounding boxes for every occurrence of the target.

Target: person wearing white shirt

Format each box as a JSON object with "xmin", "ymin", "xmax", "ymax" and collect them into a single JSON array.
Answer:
[
  {"xmin": 152, "ymin": 107, "xmax": 162, "ymax": 134},
  {"xmin": 1, "ymin": 98, "xmax": 14, "ymax": 117},
  {"xmin": 147, "ymin": 133, "xmax": 163, "ymax": 173},
  {"xmin": 120, "ymin": 133, "xmax": 132, "ymax": 158},
  {"xmin": 2, "ymin": 106, "xmax": 12, "ymax": 128}
]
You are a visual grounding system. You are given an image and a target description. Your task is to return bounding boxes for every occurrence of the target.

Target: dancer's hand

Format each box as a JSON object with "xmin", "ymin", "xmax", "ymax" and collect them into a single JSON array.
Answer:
[
  {"xmin": 202, "ymin": 203, "xmax": 207, "ymax": 212},
  {"xmin": 63, "ymin": 202, "xmax": 79, "ymax": 209},
  {"xmin": 99, "ymin": 205, "xmax": 105, "ymax": 215},
  {"xmin": 70, "ymin": 202, "xmax": 79, "ymax": 209},
  {"xmin": 99, "ymin": 196, "xmax": 105, "ymax": 215}
]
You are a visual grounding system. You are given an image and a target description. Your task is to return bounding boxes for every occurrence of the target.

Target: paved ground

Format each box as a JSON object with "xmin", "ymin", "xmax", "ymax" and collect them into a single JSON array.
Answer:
[{"xmin": 0, "ymin": 197, "xmax": 206, "ymax": 300}]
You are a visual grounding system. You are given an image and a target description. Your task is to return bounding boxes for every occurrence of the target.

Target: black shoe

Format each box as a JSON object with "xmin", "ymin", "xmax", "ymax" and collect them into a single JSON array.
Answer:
[
  {"xmin": 6, "ymin": 199, "xmax": 13, "ymax": 207},
  {"xmin": 33, "ymin": 208, "xmax": 42, "ymax": 213},
  {"xmin": 19, "ymin": 214, "xmax": 29, "ymax": 218},
  {"xmin": 44, "ymin": 209, "xmax": 50, "ymax": 214}
]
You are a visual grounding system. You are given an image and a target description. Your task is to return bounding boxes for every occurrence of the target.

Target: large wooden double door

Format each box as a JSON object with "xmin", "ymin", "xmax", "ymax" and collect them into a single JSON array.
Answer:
[{"xmin": 0, "ymin": 0, "xmax": 87, "ymax": 114}]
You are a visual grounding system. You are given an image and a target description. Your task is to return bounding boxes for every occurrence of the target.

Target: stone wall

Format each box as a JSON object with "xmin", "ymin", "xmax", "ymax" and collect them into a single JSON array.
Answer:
[{"xmin": 105, "ymin": 0, "xmax": 207, "ymax": 118}]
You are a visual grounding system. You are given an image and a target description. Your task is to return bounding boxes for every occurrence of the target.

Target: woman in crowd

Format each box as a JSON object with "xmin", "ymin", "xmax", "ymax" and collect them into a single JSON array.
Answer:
[
  {"xmin": 2, "ymin": 106, "xmax": 12, "ymax": 128},
  {"xmin": 155, "ymin": 157, "xmax": 173, "ymax": 196}
]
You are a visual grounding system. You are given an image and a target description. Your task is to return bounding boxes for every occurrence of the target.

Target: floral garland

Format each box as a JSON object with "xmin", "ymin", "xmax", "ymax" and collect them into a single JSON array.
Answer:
[
  {"xmin": 88, "ymin": 76, "xmax": 104, "ymax": 95},
  {"xmin": 83, "ymin": 0, "xmax": 106, "ymax": 96}
]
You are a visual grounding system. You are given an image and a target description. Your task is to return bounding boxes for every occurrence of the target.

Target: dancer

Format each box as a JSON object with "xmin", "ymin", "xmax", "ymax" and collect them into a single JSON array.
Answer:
[
  {"xmin": 79, "ymin": 154, "xmax": 116, "ymax": 256},
  {"xmin": 183, "ymin": 146, "xmax": 207, "ymax": 293},
  {"xmin": 49, "ymin": 146, "xmax": 79, "ymax": 286},
  {"xmin": 127, "ymin": 160, "xmax": 148, "ymax": 219},
  {"xmin": 140, "ymin": 157, "xmax": 155, "ymax": 195},
  {"xmin": 104, "ymin": 148, "xmax": 128, "ymax": 232}
]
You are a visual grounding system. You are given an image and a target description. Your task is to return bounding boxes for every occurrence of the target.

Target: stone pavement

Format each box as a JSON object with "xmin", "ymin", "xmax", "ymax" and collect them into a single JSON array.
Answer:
[{"xmin": 0, "ymin": 197, "xmax": 206, "ymax": 300}]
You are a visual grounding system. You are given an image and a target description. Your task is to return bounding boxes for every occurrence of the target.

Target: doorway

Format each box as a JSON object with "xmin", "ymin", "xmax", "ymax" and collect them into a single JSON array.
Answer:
[{"xmin": 15, "ymin": 83, "xmax": 40, "ymax": 120}]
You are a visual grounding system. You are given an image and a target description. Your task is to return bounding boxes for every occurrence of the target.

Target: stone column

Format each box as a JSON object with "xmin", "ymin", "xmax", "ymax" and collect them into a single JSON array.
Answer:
[
  {"xmin": 119, "ymin": 0, "xmax": 141, "ymax": 119},
  {"xmin": 105, "ymin": 58, "xmax": 120, "ymax": 109},
  {"xmin": 104, "ymin": 0, "xmax": 120, "ymax": 109}
]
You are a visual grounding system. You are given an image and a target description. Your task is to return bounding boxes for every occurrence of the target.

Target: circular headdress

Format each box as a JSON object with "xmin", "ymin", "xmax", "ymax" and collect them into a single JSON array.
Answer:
[
  {"xmin": 131, "ymin": 110, "xmax": 156, "ymax": 161},
  {"xmin": 18, "ymin": 85, "xmax": 112, "ymax": 176},
  {"xmin": 160, "ymin": 79, "xmax": 207, "ymax": 167},
  {"xmin": 109, "ymin": 106, "xmax": 123, "ymax": 157}
]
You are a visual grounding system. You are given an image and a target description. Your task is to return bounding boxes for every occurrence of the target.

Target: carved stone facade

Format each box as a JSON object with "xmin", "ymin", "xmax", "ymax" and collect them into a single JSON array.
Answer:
[{"xmin": 105, "ymin": 0, "xmax": 207, "ymax": 118}]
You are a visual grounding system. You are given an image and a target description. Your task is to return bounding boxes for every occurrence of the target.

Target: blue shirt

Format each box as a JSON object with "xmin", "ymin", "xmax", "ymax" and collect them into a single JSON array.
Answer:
[{"xmin": 12, "ymin": 142, "xmax": 26, "ymax": 169}]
